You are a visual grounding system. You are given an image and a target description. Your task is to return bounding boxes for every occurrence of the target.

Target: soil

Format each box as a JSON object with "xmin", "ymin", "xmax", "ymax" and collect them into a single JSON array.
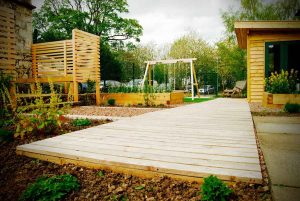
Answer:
[
  {"xmin": 0, "ymin": 119, "xmax": 272, "ymax": 201},
  {"xmin": 69, "ymin": 106, "xmax": 166, "ymax": 117}
]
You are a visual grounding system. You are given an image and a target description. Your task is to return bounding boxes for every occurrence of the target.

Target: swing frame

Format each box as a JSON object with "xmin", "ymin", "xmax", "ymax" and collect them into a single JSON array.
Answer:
[{"xmin": 141, "ymin": 58, "xmax": 200, "ymax": 100}]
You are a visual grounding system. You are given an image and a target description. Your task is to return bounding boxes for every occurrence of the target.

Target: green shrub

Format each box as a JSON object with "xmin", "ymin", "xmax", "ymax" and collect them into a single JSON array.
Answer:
[
  {"xmin": 72, "ymin": 118, "xmax": 92, "ymax": 126},
  {"xmin": 265, "ymin": 69, "xmax": 299, "ymax": 94},
  {"xmin": 19, "ymin": 174, "xmax": 79, "ymax": 201},
  {"xmin": 15, "ymin": 81, "xmax": 68, "ymax": 139},
  {"xmin": 108, "ymin": 98, "xmax": 116, "ymax": 106},
  {"xmin": 201, "ymin": 175, "xmax": 232, "ymax": 201},
  {"xmin": 86, "ymin": 79, "xmax": 96, "ymax": 93},
  {"xmin": 107, "ymin": 84, "xmax": 171, "ymax": 94},
  {"xmin": 265, "ymin": 70, "xmax": 290, "ymax": 94},
  {"xmin": 0, "ymin": 74, "xmax": 14, "ymax": 120},
  {"xmin": 284, "ymin": 103, "xmax": 300, "ymax": 113},
  {"xmin": 288, "ymin": 69, "xmax": 299, "ymax": 93},
  {"xmin": 0, "ymin": 128, "xmax": 13, "ymax": 142}
]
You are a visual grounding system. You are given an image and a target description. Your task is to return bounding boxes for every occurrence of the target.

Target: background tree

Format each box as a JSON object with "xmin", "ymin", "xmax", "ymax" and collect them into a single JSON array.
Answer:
[
  {"xmin": 218, "ymin": 0, "xmax": 299, "ymax": 90},
  {"xmin": 33, "ymin": 0, "xmax": 143, "ymax": 83},
  {"xmin": 222, "ymin": 0, "xmax": 300, "ymax": 40},
  {"xmin": 168, "ymin": 32, "xmax": 216, "ymax": 89},
  {"xmin": 33, "ymin": 0, "xmax": 143, "ymax": 43},
  {"xmin": 216, "ymin": 39, "xmax": 246, "ymax": 90},
  {"xmin": 117, "ymin": 43, "xmax": 157, "ymax": 82}
]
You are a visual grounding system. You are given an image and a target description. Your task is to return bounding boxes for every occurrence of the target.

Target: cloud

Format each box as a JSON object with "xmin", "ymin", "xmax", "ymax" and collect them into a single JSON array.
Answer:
[
  {"xmin": 32, "ymin": 0, "xmax": 240, "ymax": 45},
  {"xmin": 125, "ymin": 0, "xmax": 240, "ymax": 45}
]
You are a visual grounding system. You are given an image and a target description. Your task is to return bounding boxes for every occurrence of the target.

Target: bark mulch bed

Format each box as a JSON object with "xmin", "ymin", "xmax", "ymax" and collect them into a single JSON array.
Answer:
[{"xmin": 0, "ymin": 119, "xmax": 272, "ymax": 201}]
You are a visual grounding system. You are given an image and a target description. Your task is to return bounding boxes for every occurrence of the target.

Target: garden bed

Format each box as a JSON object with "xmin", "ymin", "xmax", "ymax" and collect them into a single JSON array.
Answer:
[
  {"xmin": 1, "ymin": 137, "xmax": 271, "ymax": 200},
  {"xmin": 262, "ymin": 92, "xmax": 300, "ymax": 109},
  {"xmin": 0, "ymin": 114, "xmax": 272, "ymax": 200},
  {"xmin": 100, "ymin": 91, "xmax": 184, "ymax": 106}
]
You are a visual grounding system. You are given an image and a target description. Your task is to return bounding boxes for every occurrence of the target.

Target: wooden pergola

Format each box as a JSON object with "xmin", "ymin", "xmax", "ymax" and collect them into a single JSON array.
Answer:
[{"xmin": 142, "ymin": 58, "xmax": 200, "ymax": 99}]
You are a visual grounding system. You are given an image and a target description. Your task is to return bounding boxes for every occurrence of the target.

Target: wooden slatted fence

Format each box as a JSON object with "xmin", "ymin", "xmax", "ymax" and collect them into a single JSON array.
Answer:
[
  {"xmin": 0, "ymin": 7, "xmax": 16, "ymax": 79},
  {"xmin": 32, "ymin": 40, "xmax": 73, "ymax": 79},
  {"xmin": 22, "ymin": 29, "xmax": 101, "ymax": 105},
  {"xmin": 72, "ymin": 29, "xmax": 100, "ymax": 104}
]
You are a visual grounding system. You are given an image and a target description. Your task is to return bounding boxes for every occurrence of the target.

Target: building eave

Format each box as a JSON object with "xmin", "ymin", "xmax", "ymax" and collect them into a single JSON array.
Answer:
[{"xmin": 234, "ymin": 21, "xmax": 300, "ymax": 49}]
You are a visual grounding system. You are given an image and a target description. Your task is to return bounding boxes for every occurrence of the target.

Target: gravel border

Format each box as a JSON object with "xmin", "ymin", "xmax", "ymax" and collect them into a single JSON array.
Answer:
[
  {"xmin": 69, "ymin": 106, "xmax": 165, "ymax": 117},
  {"xmin": 64, "ymin": 114, "xmax": 129, "ymax": 121}
]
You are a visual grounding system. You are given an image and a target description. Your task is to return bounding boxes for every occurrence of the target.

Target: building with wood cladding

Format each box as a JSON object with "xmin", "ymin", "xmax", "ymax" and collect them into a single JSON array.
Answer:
[{"xmin": 234, "ymin": 21, "xmax": 300, "ymax": 103}]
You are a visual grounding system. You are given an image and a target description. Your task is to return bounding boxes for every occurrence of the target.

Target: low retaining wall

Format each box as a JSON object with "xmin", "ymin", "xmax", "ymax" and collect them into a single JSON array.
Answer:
[
  {"xmin": 100, "ymin": 91, "xmax": 184, "ymax": 106},
  {"xmin": 262, "ymin": 92, "xmax": 300, "ymax": 108}
]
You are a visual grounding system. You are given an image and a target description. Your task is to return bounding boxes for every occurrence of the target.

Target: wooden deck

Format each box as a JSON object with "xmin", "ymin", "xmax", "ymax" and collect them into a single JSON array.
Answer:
[{"xmin": 16, "ymin": 98, "xmax": 262, "ymax": 183}]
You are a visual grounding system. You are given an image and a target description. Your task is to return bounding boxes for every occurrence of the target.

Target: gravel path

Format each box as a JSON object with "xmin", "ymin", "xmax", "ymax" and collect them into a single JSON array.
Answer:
[
  {"xmin": 249, "ymin": 102, "xmax": 282, "ymax": 113},
  {"xmin": 69, "ymin": 106, "xmax": 165, "ymax": 117},
  {"xmin": 249, "ymin": 102, "xmax": 300, "ymax": 116}
]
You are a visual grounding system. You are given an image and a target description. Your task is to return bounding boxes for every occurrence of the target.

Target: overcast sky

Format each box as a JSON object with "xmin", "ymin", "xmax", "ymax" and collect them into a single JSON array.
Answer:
[
  {"xmin": 125, "ymin": 0, "xmax": 239, "ymax": 45},
  {"xmin": 32, "ymin": 0, "xmax": 240, "ymax": 45}
]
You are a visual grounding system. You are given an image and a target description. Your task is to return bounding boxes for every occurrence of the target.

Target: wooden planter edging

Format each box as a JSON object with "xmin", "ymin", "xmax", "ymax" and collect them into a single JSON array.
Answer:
[
  {"xmin": 100, "ymin": 91, "xmax": 184, "ymax": 106},
  {"xmin": 262, "ymin": 92, "xmax": 300, "ymax": 108}
]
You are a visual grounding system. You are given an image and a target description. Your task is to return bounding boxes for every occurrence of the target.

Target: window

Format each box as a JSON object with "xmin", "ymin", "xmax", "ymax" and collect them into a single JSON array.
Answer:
[{"xmin": 265, "ymin": 40, "xmax": 300, "ymax": 77}]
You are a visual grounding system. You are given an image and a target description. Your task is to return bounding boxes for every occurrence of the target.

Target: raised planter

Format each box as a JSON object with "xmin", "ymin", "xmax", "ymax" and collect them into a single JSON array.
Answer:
[
  {"xmin": 100, "ymin": 91, "xmax": 184, "ymax": 106},
  {"xmin": 262, "ymin": 92, "xmax": 300, "ymax": 108}
]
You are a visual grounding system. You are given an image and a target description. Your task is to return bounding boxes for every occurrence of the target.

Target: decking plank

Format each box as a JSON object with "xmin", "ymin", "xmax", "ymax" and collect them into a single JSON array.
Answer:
[
  {"xmin": 69, "ymin": 131, "xmax": 258, "ymax": 148},
  {"xmin": 18, "ymin": 144, "xmax": 262, "ymax": 183},
  {"xmin": 56, "ymin": 133, "xmax": 258, "ymax": 152},
  {"xmin": 16, "ymin": 98, "xmax": 262, "ymax": 183},
  {"xmin": 27, "ymin": 140, "xmax": 261, "ymax": 171},
  {"xmin": 35, "ymin": 134, "xmax": 258, "ymax": 157},
  {"xmin": 30, "ymin": 137, "xmax": 260, "ymax": 163}
]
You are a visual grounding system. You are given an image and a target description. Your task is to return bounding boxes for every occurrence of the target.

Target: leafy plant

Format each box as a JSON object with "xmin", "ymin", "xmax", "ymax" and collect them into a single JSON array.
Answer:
[
  {"xmin": 201, "ymin": 175, "xmax": 232, "ymax": 201},
  {"xmin": 284, "ymin": 103, "xmax": 300, "ymax": 113},
  {"xmin": 19, "ymin": 174, "xmax": 79, "ymax": 201},
  {"xmin": 265, "ymin": 70, "xmax": 299, "ymax": 94},
  {"xmin": 97, "ymin": 170, "xmax": 105, "ymax": 177},
  {"xmin": 143, "ymin": 84, "xmax": 157, "ymax": 106},
  {"xmin": 15, "ymin": 80, "xmax": 68, "ymax": 139},
  {"xmin": 72, "ymin": 118, "xmax": 92, "ymax": 127},
  {"xmin": 288, "ymin": 69, "xmax": 299, "ymax": 93},
  {"xmin": 86, "ymin": 79, "xmax": 96, "ymax": 93},
  {"xmin": 0, "ymin": 74, "xmax": 14, "ymax": 121},
  {"xmin": 108, "ymin": 85, "xmax": 171, "ymax": 94},
  {"xmin": 134, "ymin": 185, "xmax": 145, "ymax": 190},
  {"xmin": 265, "ymin": 70, "xmax": 290, "ymax": 94},
  {"xmin": 0, "ymin": 128, "xmax": 13, "ymax": 142},
  {"xmin": 108, "ymin": 98, "xmax": 116, "ymax": 106}
]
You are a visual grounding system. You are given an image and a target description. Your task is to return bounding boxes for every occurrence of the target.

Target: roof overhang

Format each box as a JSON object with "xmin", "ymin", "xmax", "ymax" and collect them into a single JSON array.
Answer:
[
  {"xmin": 8, "ymin": 0, "xmax": 36, "ymax": 10},
  {"xmin": 234, "ymin": 21, "xmax": 300, "ymax": 49}
]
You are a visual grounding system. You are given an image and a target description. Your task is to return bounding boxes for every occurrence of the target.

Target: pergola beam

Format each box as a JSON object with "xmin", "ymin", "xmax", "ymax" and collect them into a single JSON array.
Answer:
[{"xmin": 145, "ymin": 58, "xmax": 197, "ymax": 65}]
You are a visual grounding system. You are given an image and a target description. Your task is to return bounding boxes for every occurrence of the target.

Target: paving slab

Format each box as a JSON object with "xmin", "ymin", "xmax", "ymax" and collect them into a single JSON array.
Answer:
[
  {"xmin": 272, "ymin": 186, "xmax": 300, "ymax": 201},
  {"xmin": 254, "ymin": 116, "xmax": 300, "ymax": 201}
]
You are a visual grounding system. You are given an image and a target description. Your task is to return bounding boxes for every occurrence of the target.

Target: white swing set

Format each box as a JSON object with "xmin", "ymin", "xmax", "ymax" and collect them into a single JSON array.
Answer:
[{"xmin": 141, "ymin": 58, "xmax": 200, "ymax": 100}]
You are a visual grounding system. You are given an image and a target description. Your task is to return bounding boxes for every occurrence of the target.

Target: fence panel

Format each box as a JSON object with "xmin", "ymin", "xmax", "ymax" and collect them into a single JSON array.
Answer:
[
  {"xmin": 0, "ymin": 7, "xmax": 16, "ymax": 78},
  {"xmin": 72, "ymin": 29, "xmax": 100, "ymax": 83},
  {"xmin": 32, "ymin": 40, "xmax": 73, "ymax": 78}
]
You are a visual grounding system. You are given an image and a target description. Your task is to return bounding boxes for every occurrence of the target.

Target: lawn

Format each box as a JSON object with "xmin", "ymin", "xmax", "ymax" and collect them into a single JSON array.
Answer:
[{"xmin": 183, "ymin": 97, "xmax": 215, "ymax": 103}]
